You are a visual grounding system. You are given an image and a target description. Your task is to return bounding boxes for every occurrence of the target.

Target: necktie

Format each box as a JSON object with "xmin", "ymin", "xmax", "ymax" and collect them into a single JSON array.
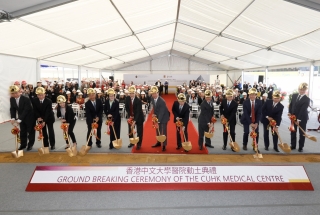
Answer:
[
  {"xmin": 110, "ymin": 101, "xmax": 113, "ymax": 108},
  {"xmin": 40, "ymin": 100, "xmax": 43, "ymax": 107},
  {"xmin": 227, "ymin": 102, "xmax": 230, "ymax": 108},
  {"xmin": 251, "ymin": 101, "xmax": 255, "ymax": 123},
  {"xmin": 297, "ymin": 95, "xmax": 301, "ymax": 101},
  {"xmin": 179, "ymin": 105, "xmax": 182, "ymax": 113},
  {"xmin": 273, "ymin": 103, "xmax": 276, "ymax": 109},
  {"xmin": 93, "ymin": 101, "xmax": 96, "ymax": 110},
  {"xmin": 154, "ymin": 99, "xmax": 157, "ymax": 106},
  {"xmin": 16, "ymin": 98, "xmax": 19, "ymax": 107}
]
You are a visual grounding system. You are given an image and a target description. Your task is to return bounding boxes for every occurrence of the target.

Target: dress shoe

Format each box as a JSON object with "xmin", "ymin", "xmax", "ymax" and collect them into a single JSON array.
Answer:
[
  {"xmin": 205, "ymin": 144, "xmax": 214, "ymax": 148},
  {"xmin": 176, "ymin": 146, "xmax": 181, "ymax": 150},
  {"xmin": 199, "ymin": 145, "xmax": 203, "ymax": 150},
  {"xmin": 109, "ymin": 146, "xmax": 114, "ymax": 150},
  {"xmin": 136, "ymin": 146, "xmax": 141, "ymax": 150},
  {"xmin": 18, "ymin": 145, "xmax": 26, "ymax": 150},
  {"xmin": 51, "ymin": 146, "xmax": 55, "ymax": 150},
  {"xmin": 264, "ymin": 147, "xmax": 269, "ymax": 151},
  {"xmin": 274, "ymin": 148, "xmax": 280, "ymax": 152},
  {"xmin": 152, "ymin": 143, "xmax": 161, "ymax": 148},
  {"xmin": 128, "ymin": 144, "xmax": 134, "ymax": 148},
  {"xmin": 162, "ymin": 146, "xmax": 166, "ymax": 151},
  {"xmin": 222, "ymin": 145, "xmax": 226, "ymax": 150},
  {"xmin": 27, "ymin": 146, "xmax": 33, "ymax": 151},
  {"xmin": 298, "ymin": 148, "xmax": 303, "ymax": 152},
  {"xmin": 96, "ymin": 144, "xmax": 101, "ymax": 148},
  {"xmin": 65, "ymin": 144, "xmax": 70, "ymax": 149},
  {"xmin": 243, "ymin": 145, "xmax": 247, "ymax": 150},
  {"xmin": 290, "ymin": 146, "xmax": 296, "ymax": 150}
]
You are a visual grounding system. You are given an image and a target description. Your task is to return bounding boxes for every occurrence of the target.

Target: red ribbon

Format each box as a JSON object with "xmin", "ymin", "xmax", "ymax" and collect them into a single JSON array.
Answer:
[
  {"xmin": 104, "ymin": 120, "xmax": 113, "ymax": 135},
  {"xmin": 176, "ymin": 121, "xmax": 184, "ymax": 142},
  {"xmin": 221, "ymin": 118, "xmax": 228, "ymax": 132},
  {"xmin": 152, "ymin": 116, "xmax": 159, "ymax": 129},
  {"xmin": 250, "ymin": 129, "xmax": 258, "ymax": 149},
  {"xmin": 269, "ymin": 120, "xmax": 277, "ymax": 135},
  {"xmin": 289, "ymin": 115, "xmax": 297, "ymax": 132},
  {"xmin": 34, "ymin": 124, "xmax": 43, "ymax": 141},
  {"xmin": 92, "ymin": 122, "xmax": 100, "ymax": 140}
]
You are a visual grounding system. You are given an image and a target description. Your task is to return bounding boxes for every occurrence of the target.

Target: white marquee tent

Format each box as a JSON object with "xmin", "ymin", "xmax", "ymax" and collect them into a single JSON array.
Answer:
[{"xmin": 1, "ymin": 0, "xmax": 320, "ymax": 71}]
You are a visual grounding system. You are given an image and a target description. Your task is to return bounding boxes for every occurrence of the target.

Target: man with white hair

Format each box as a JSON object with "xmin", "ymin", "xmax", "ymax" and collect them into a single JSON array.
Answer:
[{"xmin": 262, "ymin": 93, "xmax": 268, "ymax": 106}]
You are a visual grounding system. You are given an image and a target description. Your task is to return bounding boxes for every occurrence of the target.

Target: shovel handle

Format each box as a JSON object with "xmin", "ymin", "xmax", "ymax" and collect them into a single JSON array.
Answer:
[
  {"xmin": 295, "ymin": 122, "xmax": 308, "ymax": 136},
  {"xmin": 15, "ymin": 133, "xmax": 19, "ymax": 152},
  {"xmin": 85, "ymin": 129, "xmax": 93, "ymax": 146},
  {"xmin": 275, "ymin": 130, "xmax": 284, "ymax": 145},
  {"xmin": 111, "ymin": 124, "xmax": 118, "ymax": 140},
  {"xmin": 226, "ymin": 125, "xmax": 235, "ymax": 147}
]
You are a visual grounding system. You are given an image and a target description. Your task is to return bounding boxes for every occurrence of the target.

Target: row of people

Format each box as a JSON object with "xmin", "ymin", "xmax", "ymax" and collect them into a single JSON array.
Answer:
[{"xmin": 9, "ymin": 82, "xmax": 309, "ymax": 153}]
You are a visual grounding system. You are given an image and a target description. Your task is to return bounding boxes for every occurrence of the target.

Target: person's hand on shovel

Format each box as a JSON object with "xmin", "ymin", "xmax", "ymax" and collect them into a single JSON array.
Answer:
[{"xmin": 95, "ymin": 117, "xmax": 99, "ymax": 122}]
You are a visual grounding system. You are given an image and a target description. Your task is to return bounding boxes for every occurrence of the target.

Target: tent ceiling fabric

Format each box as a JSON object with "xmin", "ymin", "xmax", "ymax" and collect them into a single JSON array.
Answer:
[{"xmin": 0, "ymin": 0, "xmax": 320, "ymax": 70}]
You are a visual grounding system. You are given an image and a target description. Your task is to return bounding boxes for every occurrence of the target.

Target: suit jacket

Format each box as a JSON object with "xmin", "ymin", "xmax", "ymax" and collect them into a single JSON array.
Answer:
[
  {"xmin": 261, "ymin": 100, "xmax": 284, "ymax": 126},
  {"xmin": 219, "ymin": 99, "xmax": 238, "ymax": 125},
  {"xmin": 57, "ymin": 105, "xmax": 76, "ymax": 124},
  {"xmin": 10, "ymin": 96, "xmax": 34, "ymax": 123},
  {"xmin": 289, "ymin": 94, "xmax": 310, "ymax": 122},
  {"xmin": 32, "ymin": 98, "xmax": 55, "ymax": 124},
  {"xmin": 172, "ymin": 101, "xmax": 190, "ymax": 127},
  {"xmin": 125, "ymin": 96, "xmax": 145, "ymax": 125},
  {"xmin": 243, "ymin": 84, "xmax": 248, "ymax": 90},
  {"xmin": 85, "ymin": 99, "xmax": 103, "ymax": 124},
  {"xmin": 240, "ymin": 99, "xmax": 262, "ymax": 125},
  {"xmin": 104, "ymin": 99, "xmax": 120, "ymax": 124},
  {"xmin": 152, "ymin": 96, "xmax": 169, "ymax": 124},
  {"xmin": 198, "ymin": 100, "xmax": 214, "ymax": 125}
]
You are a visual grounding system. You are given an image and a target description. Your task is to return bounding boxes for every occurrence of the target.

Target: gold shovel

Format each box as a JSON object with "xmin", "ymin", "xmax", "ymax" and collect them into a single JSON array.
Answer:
[
  {"xmin": 181, "ymin": 126, "xmax": 192, "ymax": 151},
  {"xmin": 65, "ymin": 135, "xmax": 74, "ymax": 157},
  {"xmin": 295, "ymin": 122, "xmax": 317, "ymax": 142},
  {"xmin": 129, "ymin": 124, "xmax": 139, "ymax": 145},
  {"xmin": 204, "ymin": 124, "xmax": 214, "ymax": 138},
  {"xmin": 226, "ymin": 125, "xmax": 240, "ymax": 152},
  {"xmin": 38, "ymin": 137, "xmax": 50, "ymax": 156},
  {"xmin": 11, "ymin": 131, "xmax": 23, "ymax": 158},
  {"xmin": 111, "ymin": 124, "xmax": 122, "ymax": 149},
  {"xmin": 79, "ymin": 129, "xmax": 92, "ymax": 156},
  {"xmin": 275, "ymin": 130, "xmax": 291, "ymax": 153}
]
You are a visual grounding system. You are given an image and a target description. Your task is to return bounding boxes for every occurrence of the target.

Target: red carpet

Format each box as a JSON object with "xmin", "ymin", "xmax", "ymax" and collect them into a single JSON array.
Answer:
[{"xmin": 132, "ymin": 94, "xmax": 208, "ymax": 154}]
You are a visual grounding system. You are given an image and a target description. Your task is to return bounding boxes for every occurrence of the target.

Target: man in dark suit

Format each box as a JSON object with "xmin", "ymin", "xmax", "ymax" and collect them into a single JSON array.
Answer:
[
  {"xmin": 85, "ymin": 88, "xmax": 103, "ymax": 148},
  {"xmin": 9, "ymin": 85, "xmax": 35, "ymax": 151},
  {"xmin": 267, "ymin": 84, "xmax": 274, "ymax": 99},
  {"xmin": 150, "ymin": 86, "xmax": 170, "ymax": 151},
  {"xmin": 125, "ymin": 86, "xmax": 144, "ymax": 150},
  {"xmin": 243, "ymin": 82, "xmax": 249, "ymax": 93},
  {"xmin": 104, "ymin": 89, "xmax": 121, "ymax": 149},
  {"xmin": 220, "ymin": 89, "xmax": 238, "ymax": 151},
  {"xmin": 288, "ymin": 83, "xmax": 310, "ymax": 152},
  {"xmin": 261, "ymin": 90, "xmax": 284, "ymax": 152},
  {"xmin": 172, "ymin": 93, "xmax": 190, "ymax": 150},
  {"xmin": 240, "ymin": 88, "xmax": 262, "ymax": 151},
  {"xmin": 164, "ymin": 80, "xmax": 169, "ymax": 94},
  {"xmin": 32, "ymin": 87, "xmax": 55, "ymax": 150},
  {"xmin": 198, "ymin": 90, "xmax": 214, "ymax": 150}
]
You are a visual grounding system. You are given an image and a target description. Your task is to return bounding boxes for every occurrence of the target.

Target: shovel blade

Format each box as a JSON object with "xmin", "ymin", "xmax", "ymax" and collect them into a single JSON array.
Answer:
[
  {"xmin": 278, "ymin": 143, "xmax": 291, "ymax": 153},
  {"xmin": 229, "ymin": 142, "xmax": 240, "ymax": 152},
  {"xmin": 129, "ymin": 137, "xmax": 139, "ymax": 145},
  {"xmin": 66, "ymin": 148, "xmax": 74, "ymax": 157},
  {"xmin": 204, "ymin": 132, "xmax": 213, "ymax": 139},
  {"xmin": 253, "ymin": 153, "xmax": 263, "ymax": 159},
  {"xmin": 309, "ymin": 136, "xmax": 317, "ymax": 142},
  {"xmin": 113, "ymin": 139, "xmax": 123, "ymax": 149},
  {"xmin": 38, "ymin": 147, "xmax": 44, "ymax": 156},
  {"xmin": 11, "ymin": 150, "xmax": 23, "ymax": 158},
  {"xmin": 182, "ymin": 141, "xmax": 192, "ymax": 151},
  {"xmin": 156, "ymin": 135, "xmax": 166, "ymax": 143},
  {"xmin": 79, "ymin": 145, "xmax": 91, "ymax": 156}
]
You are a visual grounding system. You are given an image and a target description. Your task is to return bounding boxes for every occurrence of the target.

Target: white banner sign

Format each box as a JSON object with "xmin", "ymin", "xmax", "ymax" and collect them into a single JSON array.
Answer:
[
  {"xmin": 26, "ymin": 166, "xmax": 313, "ymax": 191},
  {"xmin": 123, "ymin": 74, "xmax": 209, "ymax": 86}
]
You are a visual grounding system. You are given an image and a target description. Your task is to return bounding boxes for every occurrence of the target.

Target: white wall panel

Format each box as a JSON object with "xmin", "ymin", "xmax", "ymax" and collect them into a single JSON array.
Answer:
[
  {"xmin": 112, "ymin": 0, "xmax": 178, "ymax": 31},
  {"xmin": 23, "ymin": 0, "xmax": 131, "ymax": 44}
]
